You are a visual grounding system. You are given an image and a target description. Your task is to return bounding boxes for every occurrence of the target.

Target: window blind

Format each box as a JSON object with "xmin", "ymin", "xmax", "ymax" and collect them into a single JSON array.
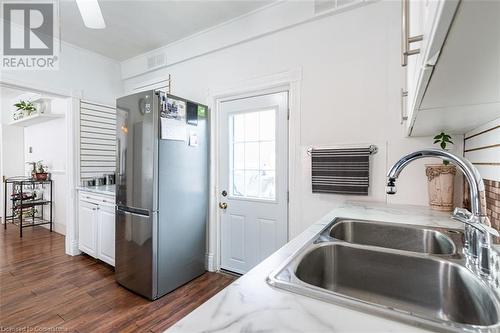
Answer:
[{"xmin": 79, "ymin": 100, "xmax": 116, "ymax": 180}]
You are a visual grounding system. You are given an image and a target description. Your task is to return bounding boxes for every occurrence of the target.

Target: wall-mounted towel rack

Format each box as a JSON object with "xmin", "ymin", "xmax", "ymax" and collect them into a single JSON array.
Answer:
[
  {"xmin": 308, "ymin": 144, "xmax": 377, "ymax": 195},
  {"xmin": 307, "ymin": 144, "xmax": 378, "ymax": 156}
]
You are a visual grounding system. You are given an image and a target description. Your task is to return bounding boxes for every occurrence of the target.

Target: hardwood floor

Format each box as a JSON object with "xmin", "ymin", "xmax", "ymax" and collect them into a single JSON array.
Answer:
[{"xmin": 0, "ymin": 225, "xmax": 235, "ymax": 332}]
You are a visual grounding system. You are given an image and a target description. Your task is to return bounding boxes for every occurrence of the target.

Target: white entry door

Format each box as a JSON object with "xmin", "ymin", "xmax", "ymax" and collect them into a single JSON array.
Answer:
[{"xmin": 219, "ymin": 91, "xmax": 288, "ymax": 274}]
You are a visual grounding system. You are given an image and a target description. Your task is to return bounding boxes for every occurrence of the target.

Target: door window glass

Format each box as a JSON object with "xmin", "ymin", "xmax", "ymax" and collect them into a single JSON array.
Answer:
[{"xmin": 230, "ymin": 109, "xmax": 276, "ymax": 200}]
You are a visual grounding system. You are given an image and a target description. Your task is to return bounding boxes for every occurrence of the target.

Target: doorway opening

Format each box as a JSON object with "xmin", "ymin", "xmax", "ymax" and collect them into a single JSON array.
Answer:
[{"xmin": 0, "ymin": 84, "xmax": 72, "ymax": 242}]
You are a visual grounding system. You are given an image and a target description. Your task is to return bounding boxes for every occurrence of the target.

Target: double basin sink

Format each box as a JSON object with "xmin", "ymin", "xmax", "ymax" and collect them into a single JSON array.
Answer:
[{"xmin": 268, "ymin": 219, "xmax": 500, "ymax": 332}]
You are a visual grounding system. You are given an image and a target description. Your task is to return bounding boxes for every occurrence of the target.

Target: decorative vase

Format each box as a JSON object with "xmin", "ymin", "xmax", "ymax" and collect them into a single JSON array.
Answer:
[
  {"xmin": 34, "ymin": 101, "xmax": 43, "ymax": 114},
  {"xmin": 425, "ymin": 164, "xmax": 456, "ymax": 212},
  {"xmin": 34, "ymin": 173, "xmax": 48, "ymax": 181}
]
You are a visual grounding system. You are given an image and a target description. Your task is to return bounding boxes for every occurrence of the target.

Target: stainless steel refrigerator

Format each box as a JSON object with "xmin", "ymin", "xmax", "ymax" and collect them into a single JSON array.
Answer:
[{"xmin": 115, "ymin": 90, "xmax": 208, "ymax": 300}]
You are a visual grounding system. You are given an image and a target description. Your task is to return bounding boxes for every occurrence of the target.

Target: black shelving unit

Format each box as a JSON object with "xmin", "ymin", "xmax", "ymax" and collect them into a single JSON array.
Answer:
[{"xmin": 3, "ymin": 177, "xmax": 53, "ymax": 237}]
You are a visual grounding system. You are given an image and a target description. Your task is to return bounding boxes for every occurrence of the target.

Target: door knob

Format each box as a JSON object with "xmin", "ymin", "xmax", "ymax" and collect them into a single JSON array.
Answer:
[{"xmin": 219, "ymin": 202, "xmax": 228, "ymax": 209}]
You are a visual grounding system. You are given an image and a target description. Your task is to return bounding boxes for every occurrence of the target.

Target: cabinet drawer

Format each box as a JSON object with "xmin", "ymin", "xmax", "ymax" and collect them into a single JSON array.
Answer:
[{"xmin": 79, "ymin": 192, "xmax": 115, "ymax": 206}]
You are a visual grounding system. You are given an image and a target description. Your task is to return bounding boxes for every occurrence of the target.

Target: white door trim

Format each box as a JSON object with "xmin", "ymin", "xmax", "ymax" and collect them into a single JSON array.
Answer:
[
  {"xmin": 0, "ymin": 78, "xmax": 82, "ymax": 256},
  {"xmin": 206, "ymin": 68, "xmax": 302, "ymax": 272}
]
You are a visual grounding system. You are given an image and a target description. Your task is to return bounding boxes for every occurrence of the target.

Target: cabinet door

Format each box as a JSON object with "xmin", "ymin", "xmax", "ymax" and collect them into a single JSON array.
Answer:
[
  {"xmin": 78, "ymin": 200, "xmax": 98, "ymax": 257},
  {"xmin": 97, "ymin": 204, "xmax": 115, "ymax": 266},
  {"xmin": 403, "ymin": 0, "xmax": 459, "ymax": 135},
  {"xmin": 404, "ymin": 0, "xmax": 427, "ymax": 127}
]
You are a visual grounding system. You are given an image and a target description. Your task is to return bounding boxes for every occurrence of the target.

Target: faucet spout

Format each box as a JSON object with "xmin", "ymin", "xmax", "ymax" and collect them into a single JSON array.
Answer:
[
  {"xmin": 386, "ymin": 148, "xmax": 486, "ymax": 219},
  {"xmin": 386, "ymin": 148, "xmax": 496, "ymax": 279},
  {"xmin": 386, "ymin": 178, "xmax": 397, "ymax": 195}
]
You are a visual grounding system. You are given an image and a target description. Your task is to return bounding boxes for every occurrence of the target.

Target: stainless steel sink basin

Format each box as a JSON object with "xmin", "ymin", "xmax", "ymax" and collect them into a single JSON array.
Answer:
[
  {"xmin": 329, "ymin": 220, "xmax": 456, "ymax": 254},
  {"xmin": 297, "ymin": 243, "xmax": 498, "ymax": 327},
  {"xmin": 268, "ymin": 218, "xmax": 500, "ymax": 332}
]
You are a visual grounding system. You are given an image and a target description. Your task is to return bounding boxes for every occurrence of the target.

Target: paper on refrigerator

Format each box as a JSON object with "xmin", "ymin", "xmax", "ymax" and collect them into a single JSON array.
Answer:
[{"xmin": 161, "ymin": 97, "xmax": 187, "ymax": 141}]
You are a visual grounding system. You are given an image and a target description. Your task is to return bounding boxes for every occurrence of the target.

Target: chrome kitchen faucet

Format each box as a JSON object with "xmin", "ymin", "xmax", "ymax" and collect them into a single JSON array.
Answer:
[{"xmin": 386, "ymin": 148, "xmax": 499, "ymax": 279}]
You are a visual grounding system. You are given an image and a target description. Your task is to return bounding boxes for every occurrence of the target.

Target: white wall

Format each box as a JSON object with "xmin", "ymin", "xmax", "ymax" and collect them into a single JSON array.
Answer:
[
  {"xmin": 464, "ymin": 117, "xmax": 500, "ymax": 181},
  {"xmin": 123, "ymin": 1, "xmax": 464, "ymax": 237},
  {"xmin": 1, "ymin": 42, "xmax": 123, "ymax": 105},
  {"xmin": 1, "ymin": 125, "xmax": 25, "ymax": 173},
  {"xmin": 1, "ymin": 91, "xmax": 25, "ymax": 219},
  {"xmin": 23, "ymin": 98, "xmax": 70, "ymax": 235},
  {"xmin": 1, "ymin": 96, "xmax": 25, "ymax": 178},
  {"xmin": 0, "ymin": 99, "xmax": 1, "ymax": 218}
]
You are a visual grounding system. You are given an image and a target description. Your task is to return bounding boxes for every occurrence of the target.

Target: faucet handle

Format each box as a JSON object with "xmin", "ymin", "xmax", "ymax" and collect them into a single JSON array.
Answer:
[
  {"xmin": 452, "ymin": 207, "xmax": 473, "ymax": 221},
  {"xmin": 452, "ymin": 208, "xmax": 499, "ymax": 237},
  {"xmin": 475, "ymin": 222, "xmax": 500, "ymax": 238}
]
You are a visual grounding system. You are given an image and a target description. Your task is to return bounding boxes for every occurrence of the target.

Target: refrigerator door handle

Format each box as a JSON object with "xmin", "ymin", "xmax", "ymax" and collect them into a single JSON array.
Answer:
[{"xmin": 116, "ymin": 205, "xmax": 151, "ymax": 217}]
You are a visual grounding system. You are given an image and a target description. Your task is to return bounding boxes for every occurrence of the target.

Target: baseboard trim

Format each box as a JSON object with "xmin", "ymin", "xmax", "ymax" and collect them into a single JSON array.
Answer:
[
  {"xmin": 206, "ymin": 252, "xmax": 215, "ymax": 272},
  {"xmin": 41, "ymin": 222, "xmax": 66, "ymax": 235},
  {"xmin": 68, "ymin": 239, "xmax": 81, "ymax": 256}
]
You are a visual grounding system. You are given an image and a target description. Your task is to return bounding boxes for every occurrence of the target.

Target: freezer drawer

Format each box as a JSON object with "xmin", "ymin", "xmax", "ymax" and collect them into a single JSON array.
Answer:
[{"xmin": 115, "ymin": 208, "xmax": 156, "ymax": 299}]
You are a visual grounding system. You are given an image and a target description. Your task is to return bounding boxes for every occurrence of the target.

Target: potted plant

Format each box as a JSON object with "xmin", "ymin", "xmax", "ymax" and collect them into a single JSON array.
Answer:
[
  {"xmin": 13, "ymin": 100, "xmax": 37, "ymax": 120},
  {"xmin": 27, "ymin": 161, "xmax": 49, "ymax": 181},
  {"xmin": 35, "ymin": 161, "xmax": 49, "ymax": 181},
  {"xmin": 425, "ymin": 132, "xmax": 456, "ymax": 211}
]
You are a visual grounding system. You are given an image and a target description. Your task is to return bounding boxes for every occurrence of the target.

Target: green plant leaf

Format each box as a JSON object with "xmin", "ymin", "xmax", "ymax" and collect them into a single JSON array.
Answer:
[
  {"xmin": 433, "ymin": 132, "xmax": 454, "ymax": 149},
  {"xmin": 13, "ymin": 100, "xmax": 36, "ymax": 112}
]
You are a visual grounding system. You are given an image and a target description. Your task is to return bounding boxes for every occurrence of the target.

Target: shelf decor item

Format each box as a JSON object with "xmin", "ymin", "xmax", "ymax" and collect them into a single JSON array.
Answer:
[
  {"xmin": 9, "ymin": 95, "xmax": 58, "ymax": 127},
  {"xmin": 27, "ymin": 161, "xmax": 49, "ymax": 181},
  {"xmin": 35, "ymin": 161, "xmax": 49, "ymax": 181},
  {"xmin": 425, "ymin": 132, "xmax": 456, "ymax": 211},
  {"xmin": 13, "ymin": 100, "xmax": 37, "ymax": 120}
]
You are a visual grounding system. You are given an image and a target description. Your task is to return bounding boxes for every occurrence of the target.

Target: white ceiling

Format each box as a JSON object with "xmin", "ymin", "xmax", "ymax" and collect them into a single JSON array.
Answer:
[{"xmin": 60, "ymin": 0, "xmax": 274, "ymax": 61}]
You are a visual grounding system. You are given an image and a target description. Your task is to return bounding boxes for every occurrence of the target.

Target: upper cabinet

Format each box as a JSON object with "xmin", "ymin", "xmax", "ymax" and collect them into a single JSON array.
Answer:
[{"xmin": 402, "ymin": 0, "xmax": 500, "ymax": 137}]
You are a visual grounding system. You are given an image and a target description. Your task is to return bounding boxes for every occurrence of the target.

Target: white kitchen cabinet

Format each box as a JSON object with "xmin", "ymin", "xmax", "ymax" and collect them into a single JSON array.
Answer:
[
  {"xmin": 403, "ymin": 0, "xmax": 500, "ymax": 136},
  {"xmin": 78, "ymin": 192, "xmax": 115, "ymax": 266},
  {"xmin": 97, "ymin": 204, "xmax": 115, "ymax": 266},
  {"xmin": 78, "ymin": 200, "xmax": 98, "ymax": 257},
  {"xmin": 401, "ymin": 0, "xmax": 460, "ymax": 133},
  {"xmin": 412, "ymin": 1, "xmax": 500, "ymax": 136}
]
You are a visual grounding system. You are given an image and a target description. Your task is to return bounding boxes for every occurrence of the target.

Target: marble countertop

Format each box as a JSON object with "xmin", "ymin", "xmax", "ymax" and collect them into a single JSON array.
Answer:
[
  {"xmin": 167, "ymin": 201, "xmax": 471, "ymax": 333},
  {"xmin": 76, "ymin": 184, "xmax": 115, "ymax": 196}
]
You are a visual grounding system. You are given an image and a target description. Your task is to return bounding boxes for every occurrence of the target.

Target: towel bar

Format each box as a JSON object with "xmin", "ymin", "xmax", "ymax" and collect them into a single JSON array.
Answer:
[{"xmin": 307, "ymin": 145, "xmax": 378, "ymax": 156}]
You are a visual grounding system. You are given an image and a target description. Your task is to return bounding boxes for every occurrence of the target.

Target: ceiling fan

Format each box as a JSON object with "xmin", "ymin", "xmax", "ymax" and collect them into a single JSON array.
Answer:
[{"xmin": 76, "ymin": 0, "xmax": 106, "ymax": 29}]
